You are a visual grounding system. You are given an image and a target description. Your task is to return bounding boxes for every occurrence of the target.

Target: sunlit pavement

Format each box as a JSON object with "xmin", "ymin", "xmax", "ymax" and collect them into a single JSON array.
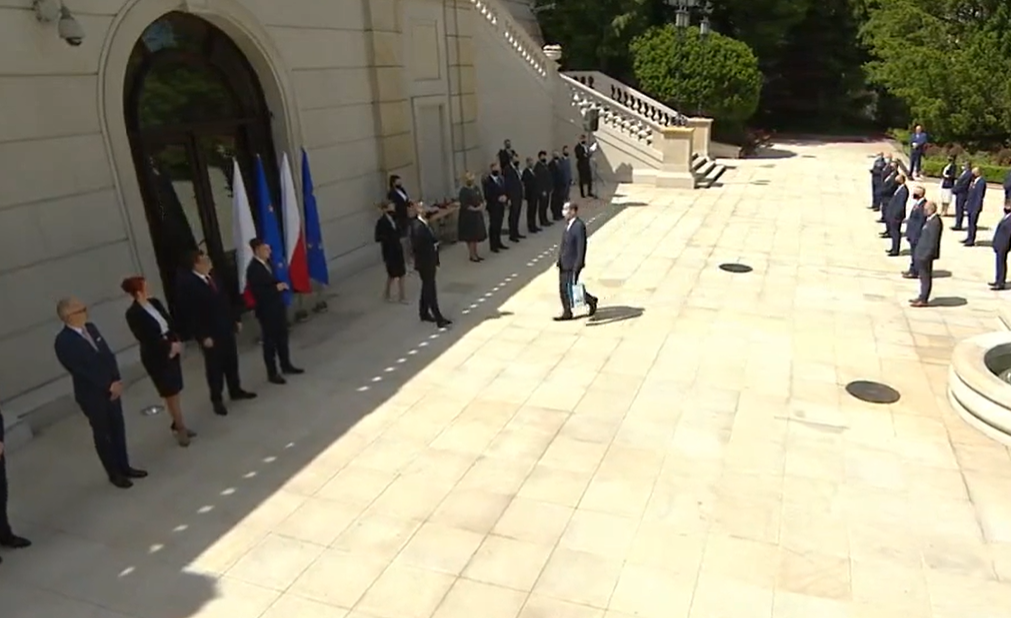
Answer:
[{"xmin": 5, "ymin": 139, "xmax": 1011, "ymax": 618}]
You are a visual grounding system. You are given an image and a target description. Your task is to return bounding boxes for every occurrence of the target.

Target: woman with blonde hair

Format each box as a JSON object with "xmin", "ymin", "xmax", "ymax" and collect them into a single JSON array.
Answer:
[{"xmin": 457, "ymin": 171, "xmax": 487, "ymax": 262}]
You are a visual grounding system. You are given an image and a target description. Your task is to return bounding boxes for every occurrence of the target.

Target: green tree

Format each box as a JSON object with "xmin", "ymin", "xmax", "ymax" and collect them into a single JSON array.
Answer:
[
  {"xmin": 861, "ymin": 0, "xmax": 1011, "ymax": 144},
  {"xmin": 630, "ymin": 25, "xmax": 762, "ymax": 130}
]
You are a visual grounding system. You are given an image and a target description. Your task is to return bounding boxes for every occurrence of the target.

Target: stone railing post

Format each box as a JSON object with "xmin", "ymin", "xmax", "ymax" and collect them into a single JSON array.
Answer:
[
  {"xmin": 655, "ymin": 126, "xmax": 696, "ymax": 189},
  {"xmin": 685, "ymin": 117, "xmax": 712, "ymax": 159}
]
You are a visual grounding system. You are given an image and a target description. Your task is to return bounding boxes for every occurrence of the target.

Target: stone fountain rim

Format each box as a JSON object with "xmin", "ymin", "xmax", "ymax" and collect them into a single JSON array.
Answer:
[{"xmin": 948, "ymin": 330, "xmax": 1011, "ymax": 446}]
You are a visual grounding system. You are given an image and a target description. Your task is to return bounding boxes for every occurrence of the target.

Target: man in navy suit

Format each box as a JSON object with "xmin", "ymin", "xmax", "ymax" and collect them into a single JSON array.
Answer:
[
  {"xmin": 504, "ymin": 154, "xmax": 526, "ymax": 242},
  {"xmin": 246, "ymin": 239, "xmax": 304, "ymax": 384},
  {"xmin": 908, "ymin": 125, "xmax": 929, "ymax": 179},
  {"xmin": 521, "ymin": 157, "xmax": 540, "ymax": 234},
  {"xmin": 990, "ymin": 201, "xmax": 1011, "ymax": 290},
  {"xmin": 53, "ymin": 297, "xmax": 147, "ymax": 489},
  {"xmin": 869, "ymin": 152, "xmax": 885, "ymax": 210},
  {"xmin": 964, "ymin": 167, "xmax": 987, "ymax": 246},
  {"xmin": 408, "ymin": 203, "xmax": 452, "ymax": 328},
  {"xmin": 555, "ymin": 202, "xmax": 598, "ymax": 321},
  {"xmin": 885, "ymin": 174, "xmax": 909, "ymax": 256},
  {"xmin": 951, "ymin": 162, "xmax": 973, "ymax": 230},
  {"xmin": 1003, "ymin": 169, "xmax": 1011, "ymax": 204},
  {"xmin": 0, "ymin": 407, "xmax": 32, "ymax": 563},
  {"xmin": 482, "ymin": 162, "xmax": 509, "ymax": 253},
  {"xmin": 903, "ymin": 186, "xmax": 927, "ymax": 278}
]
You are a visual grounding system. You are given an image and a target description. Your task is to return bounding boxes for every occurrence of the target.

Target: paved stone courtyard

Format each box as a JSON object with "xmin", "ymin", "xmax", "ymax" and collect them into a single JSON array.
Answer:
[{"xmin": 5, "ymin": 139, "xmax": 1011, "ymax": 618}]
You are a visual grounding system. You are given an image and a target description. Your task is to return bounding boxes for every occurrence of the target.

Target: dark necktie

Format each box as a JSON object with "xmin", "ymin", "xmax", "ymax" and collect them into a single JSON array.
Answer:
[{"xmin": 206, "ymin": 275, "xmax": 217, "ymax": 291}]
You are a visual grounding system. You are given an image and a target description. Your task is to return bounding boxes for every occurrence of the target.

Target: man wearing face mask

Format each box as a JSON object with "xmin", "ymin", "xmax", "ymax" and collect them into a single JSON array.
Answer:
[
  {"xmin": 522, "ymin": 157, "xmax": 540, "ymax": 234},
  {"xmin": 964, "ymin": 166, "xmax": 987, "ymax": 246},
  {"xmin": 482, "ymin": 162, "xmax": 509, "ymax": 253},
  {"xmin": 548, "ymin": 151, "xmax": 566, "ymax": 221},
  {"xmin": 534, "ymin": 151, "xmax": 553, "ymax": 228},
  {"xmin": 910, "ymin": 201, "xmax": 942, "ymax": 307},
  {"xmin": 884, "ymin": 174, "xmax": 909, "ymax": 256},
  {"xmin": 903, "ymin": 186, "xmax": 927, "ymax": 279},
  {"xmin": 505, "ymin": 154, "xmax": 525, "ymax": 242},
  {"xmin": 951, "ymin": 161, "xmax": 973, "ymax": 231},
  {"xmin": 990, "ymin": 200, "xmax": 1011, "ymax": 291},
  {"xmin": 560, "ymin": 146, "xmax": 573, "ymax": 203}
]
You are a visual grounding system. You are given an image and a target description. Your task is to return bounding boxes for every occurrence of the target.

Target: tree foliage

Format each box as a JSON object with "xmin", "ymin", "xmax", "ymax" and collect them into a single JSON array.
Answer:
[
  {"xmin": 861, "ymin": 0, "xmax": 1011, "ymax": 144},
  {"xmin": 630, "ymin": 25, "xmax": 762, "ymax": 127}
]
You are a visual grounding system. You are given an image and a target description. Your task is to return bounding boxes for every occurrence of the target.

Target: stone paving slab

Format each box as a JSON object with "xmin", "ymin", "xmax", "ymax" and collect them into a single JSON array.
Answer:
[{"xmin": 4, "ymin": 139, "xmax": 1011, "ymax": 618}]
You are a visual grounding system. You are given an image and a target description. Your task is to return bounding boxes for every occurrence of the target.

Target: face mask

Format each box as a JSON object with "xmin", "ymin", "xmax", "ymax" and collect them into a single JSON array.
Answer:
[
  {"xmin": 539, "ymin": 157, "xmax": 546, "ymax": 162},
  {"xmin": 491, "ymin": 171, "xmax": 499, "ymax": 176},
  {"xmin": 1005, "ymin": 208, "xmax": 1011, "ymax": 214}
]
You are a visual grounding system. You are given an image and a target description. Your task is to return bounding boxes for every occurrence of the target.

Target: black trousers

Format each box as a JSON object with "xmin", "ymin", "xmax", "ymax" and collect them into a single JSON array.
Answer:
[
  {"xmin": 887, "ymin": 219, "xmax": 902, "ymax": 253},
  {"xmin": 418, "ymin": 266, "xmax": 444, "ymax": 320},
  {"xmin": 578, "ymin": 167, "xmax": 593, "ymax": 197},
  {"xmin": 550, "ymin": 188, "xmax": 565, "ymax": 219},
  {"xmin": 83, "ymin": 399, "xmax": 131, "ymax": 479},
  {"xmin": 871, "ymin": 182, "xmax": 879, "ymax": 208},
  {"xmin": 0, "ymin": 453, "xmax": 11, "ymax": 539},
  {"xmin": 558, "ymin": 269, "xmax": 596, "ymax": 316},
  {"xmin": 201, "ymin": 332, "xmax": 241, "ymax": 402},
  {"xmin": 508, "ymin": 198, "xmax": 522, "ymax": 239},
  {"xmin": 996, "ymin": 250, "xmax": 1009, "ymax": 285},
  {"xmin": 954, "ymin": 193, "xmax": 966, "ymax": 228},
  {"xmin": 916, "ymin": 259, "xmax": 933, "ymax": 302},
  {"xmin": 537, "ymin": 191, "xmax": 551, "ymax": 225},
  {"xmin": 967, "ymin": 208, "xmax": 981, "ymax": 244},
  {"xmin": 259, "ymin": 316, "xmax": 291, "ymax": 376},
  {"xmin": 488, "ymin": 202, "xmax": 505, "ymax": 249},
  {"xmin": 525, "ymin": 197, "xmax": 538, "ymax": 232}
]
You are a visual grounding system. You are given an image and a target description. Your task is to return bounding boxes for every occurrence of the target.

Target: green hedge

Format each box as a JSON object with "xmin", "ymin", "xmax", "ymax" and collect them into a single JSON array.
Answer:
[{"xmin": 920, "ymin": 157, "xmax": 1010, "ymax": 182}]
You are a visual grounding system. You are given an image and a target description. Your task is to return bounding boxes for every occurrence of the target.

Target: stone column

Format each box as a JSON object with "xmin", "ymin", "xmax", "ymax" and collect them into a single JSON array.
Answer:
[
  {"xmin": 685, "ymin": 117, "xmax": 713, "ymax": 160},
  {"xmin": 655, "ymin": 126, "xmax": 696, "ymax": 189},
  {"xmin": 364, "ymin": 0, "xmax": 415, "ymax": 187},
  {"xmin": 543, "ymin": 44, "xmax": 562, "ymax": 65},
  {"xmin": 447, "ymin": 0, "xmax": 479, "ymax": 181}
]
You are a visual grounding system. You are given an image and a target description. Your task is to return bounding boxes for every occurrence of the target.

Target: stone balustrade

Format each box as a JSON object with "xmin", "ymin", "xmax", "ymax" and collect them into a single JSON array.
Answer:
[
  {"xmin": 562, "ymin": 75, "xmax": 659, "ymax": 148},
  {"xmin": 564, "ymin": 70, "xmax": 688, "ymax": 127},
  {"xmin": 470, "ymin": 0, "xmax": 549, "ymax": 78}
]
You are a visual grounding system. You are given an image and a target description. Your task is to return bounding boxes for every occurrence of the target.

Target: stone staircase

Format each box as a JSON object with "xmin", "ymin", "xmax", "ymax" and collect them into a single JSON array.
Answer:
[
  {"xmin": 469, "ymin": 0, "xmax": 725, "ymax": 188},
  {"xmin": 563, "ymin": 71, "xmax": 727, "ymax": 188}
]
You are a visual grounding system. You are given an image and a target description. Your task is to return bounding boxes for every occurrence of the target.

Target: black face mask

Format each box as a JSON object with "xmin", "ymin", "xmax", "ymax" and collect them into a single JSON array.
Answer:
[
  {"xmin": 539, "ymin": 157, "xmax": 546, "ymax": 163},
  {"xmin": 491, "ymin": 171, "xmax": 500, "ymax": 176},
  {"xmin": 1005, "ymin": 208, "xmax": 1011, "ymax": 214}
]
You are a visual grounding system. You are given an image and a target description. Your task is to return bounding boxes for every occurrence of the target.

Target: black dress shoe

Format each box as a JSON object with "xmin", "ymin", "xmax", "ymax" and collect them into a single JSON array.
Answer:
[
  {"xmin": 0, "ymin": 535, "xmax": 32, "ymax": 549},
  {"xmin": 879, "ymin": 233, "xmax": 889, "ymax": 238},
  {"xmin": 212, "ymin": 401, "xmax": 229, "ymax": 416},
  {"xmin": 230, "ymin": 390, "xmax": 257, "ymax": 400},
  {"xmin": 516, "ymin": 234, "xmax": 527, "ymax": 239},
  {"xmin": 499, "ymin": 245, "xmax": 509, "ymax": 250},
  {"xmin": 125, "ymin": 468, "xmax": 148, "ymax": 479},
  {"xmin": 420, "ymin": 315, "xmax": 437, "ymax": 323},
  {"xmin": 109, "ymin": 476, "xmax": 133, "ymax": 489},
  {"xmin": 992, "ymin": 285, "xmax": 1007, "ymax": 291},
  {"xmin": 529, "ymin": 228, "xmax": 540, "ymax": 234},
  {"xmin": 268, "ymin": 374, "xmax": 287, "ymax": 385},
  {"xmin": 587, "ymin": 298, "xmax": 598, "ymax": 317},
  {"xmin": 553, "ymin": 314, "xmax": 574, "ymax": 321},
  {"xmin": 436, "ymin": 318, "xmax": 452, "ymax": 328},
  {"xmin": 491, "ymin": 248, "xmax": 500, "ymax": 253},
  {"xmin": 964, "ymin": 242, "xmax": 975, "ymax": 247},
  {"xmin": 282, "ymin": 366, "xmax": 305, "ymax": 375},
  {"xmin": 951, "ymin": 227, "xmax": 964, "ymax": 231},
  {"xmin": 509, "ymin": 237, "xmax": 520, "ymax": 242},
  {"xmin": 886, "ymin": 251, "xmax": 899, "ymax": 257}
]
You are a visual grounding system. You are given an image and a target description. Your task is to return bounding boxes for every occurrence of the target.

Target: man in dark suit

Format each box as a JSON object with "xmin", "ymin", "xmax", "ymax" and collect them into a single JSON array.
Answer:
[
  {"xmin": 408, "ymin": 203, "xmax": 451, "ymax": 328},
  {"xmin": 911, "ymin": 202, "xmax": 942, "ymax": 307},
  {"xmin": 548, "ymin": 151, "xmax": 566, "ymax": 221},
  {"xmin": 534, "ymin": 151, "xmax": 553, "ymax": 228},
  {"xmin": 885, "ymin": 174, "xmax": 909, "ymax": 256},
  {"xmin": 574, "ymin": 134, "xmax": 594, "ymax": 198},
  {"xmin": 176, "ymin": 250, "xmax": 256, "ymax": 416},
  {"xmin": 246, "ymin": 239, "xmax": 303, "ymax": 384},
  {"xmin": 555, "ymin": 202, "xmax": 598, "ymax": 321},
  {"xmin": 964, "ymin": 167, "xmax": 987, "ymax": 246},
  {"xmin": 952, "ymin": 162, "xmax": 973, "ymax": 231},
  {"xmin": 877, "ymin": 159, "xmax": 898, "ymax": 226},
  {"xmin": 482, "ymin": 162, "xmax": 509, "ymax": 253},
  {"xmin": 869, "ymin": 152, "xmax": 885, "ymax": 210},
  {"xmin": 497, "ymin": 139, "xmax": 516, "ymax": 171},
  {"xmin": 560, "ymin": 146, "xmax": 574, "ymax": 203},
  {"xmin": 902, "ymin": 186, "xmax": 927, "ymax": 278},
  {"xmin": 0, "ymin": 407, "xmax": 32, "ymax": 563},
  {"xmin": 521, "ymin": 157, "xmax": 540, "ymax": 234},
  {"xmin": 53, "ymin": 297, "xmax": 147, "ymax": 488},
  {"xmin": 990, "ymin": 201, "xmax": 1011, "ymax": 290},
  {"xmin": 504, "ymin": 154, "xmax": 525, "ymax": 242}
]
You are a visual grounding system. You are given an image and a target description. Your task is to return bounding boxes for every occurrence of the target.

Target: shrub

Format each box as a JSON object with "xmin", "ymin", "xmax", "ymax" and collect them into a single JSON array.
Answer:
[
  {"xmin": 921, "ymin": 158, "xmax": 1010, "ymax": 182},
  {"xmin": 996, "ymin": 148, "xmax": 1011, "ymax": 166},
  {"xmin": 630, "ymin": 25, "xmax": 762, "ymax": 127}
]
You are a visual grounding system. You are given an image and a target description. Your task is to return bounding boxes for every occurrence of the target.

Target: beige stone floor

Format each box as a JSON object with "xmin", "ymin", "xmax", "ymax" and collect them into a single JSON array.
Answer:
[{"xmin": 5, "ymin": 139, "xmax": 1011, "ymax": 618}]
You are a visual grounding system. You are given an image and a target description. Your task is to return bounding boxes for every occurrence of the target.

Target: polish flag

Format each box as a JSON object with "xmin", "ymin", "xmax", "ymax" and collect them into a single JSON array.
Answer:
[
  {"xmin": 231, "ymin": 158, "xmax": 257, "ymax": 308},
  {"xmin": 281, "ymin": 152, "xmax": 311, "ymax": 293}
]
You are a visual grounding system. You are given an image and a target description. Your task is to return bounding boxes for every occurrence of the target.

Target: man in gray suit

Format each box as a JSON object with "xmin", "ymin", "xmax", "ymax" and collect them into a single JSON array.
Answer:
[
  {"xmin": 911, "ymin": 201, "xmax": 942, "ymax": 307},
  {"xmin": 555, "ymin": 202, "xmax": 598, "ymax": 321}
]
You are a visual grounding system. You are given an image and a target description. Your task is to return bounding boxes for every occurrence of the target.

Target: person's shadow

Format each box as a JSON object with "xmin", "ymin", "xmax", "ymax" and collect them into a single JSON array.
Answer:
[{"xmin": 587, "ymin": 305, "xmax": 644, "ymax": 325}]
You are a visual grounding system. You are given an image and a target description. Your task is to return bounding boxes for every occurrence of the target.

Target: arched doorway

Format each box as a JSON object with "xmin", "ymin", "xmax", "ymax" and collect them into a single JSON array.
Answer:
[{"xmin": 124, "ymin": 11, "xmax": 278, "ymax": 317}]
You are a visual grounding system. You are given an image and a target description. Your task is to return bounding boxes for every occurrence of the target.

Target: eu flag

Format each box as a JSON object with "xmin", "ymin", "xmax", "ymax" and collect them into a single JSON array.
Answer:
[
  {"xmin": 302, "ymin": 148, "xmax": 330, "ymax": 286},
  {"xmin": 253, "ymin": 155, "xmax": 293, "ymax": 305}
]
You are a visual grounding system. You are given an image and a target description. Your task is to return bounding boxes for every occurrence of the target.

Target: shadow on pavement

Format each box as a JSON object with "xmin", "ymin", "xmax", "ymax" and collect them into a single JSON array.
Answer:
[{"xmin": 586, "ymin": 305, "xmax": 645, "ymax": 326}]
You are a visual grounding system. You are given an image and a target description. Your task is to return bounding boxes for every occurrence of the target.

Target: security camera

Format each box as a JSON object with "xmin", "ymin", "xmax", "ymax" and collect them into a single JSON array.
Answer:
[{"xmin": 57, "ymin": 6, "xmax": 84, "ymax": 47}]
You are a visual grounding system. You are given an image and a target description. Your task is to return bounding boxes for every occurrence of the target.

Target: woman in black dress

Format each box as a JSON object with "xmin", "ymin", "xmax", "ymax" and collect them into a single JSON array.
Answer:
[
  {"xmin": 457, "ymin": 171, "xmax": 487, "ymax": 262},
  {"xmin": 375, "ymin": 201, "xmax": 407, "ymax": 302},
  {"xmin": 123, "ymin": 276, "xmax": 194, "ymax": 446}
]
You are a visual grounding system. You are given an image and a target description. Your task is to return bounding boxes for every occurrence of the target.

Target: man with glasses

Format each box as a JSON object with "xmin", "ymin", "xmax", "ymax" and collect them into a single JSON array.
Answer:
[{"xmin": 54, "ymin": 297, "xmax": 147, "ymax": 489}]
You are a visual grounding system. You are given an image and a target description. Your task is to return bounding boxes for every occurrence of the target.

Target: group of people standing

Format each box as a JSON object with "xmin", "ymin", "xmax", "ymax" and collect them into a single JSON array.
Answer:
[{"xmin": 374, "ymin": 135, "xmax": 599, "ymax": 327}]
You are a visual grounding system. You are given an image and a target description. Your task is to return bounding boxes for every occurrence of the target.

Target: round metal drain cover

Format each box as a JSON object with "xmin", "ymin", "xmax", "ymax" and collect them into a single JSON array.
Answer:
[
  {"xmin": 845, "ymin": 381, "xmax": 900, "ymax": 404},
  {"xmin": 719, "ymin": 263, "xmax": 753, "ymax": 273}
]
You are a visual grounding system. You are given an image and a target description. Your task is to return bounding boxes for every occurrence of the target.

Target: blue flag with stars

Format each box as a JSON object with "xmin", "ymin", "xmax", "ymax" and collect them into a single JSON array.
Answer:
[
  {"xmin": 302, "ymin": 148, "xmax": 330, "ymax": 286},
  {"xmin": 253, "ymin": 156, "xmax": 293, "ymax": 306}
]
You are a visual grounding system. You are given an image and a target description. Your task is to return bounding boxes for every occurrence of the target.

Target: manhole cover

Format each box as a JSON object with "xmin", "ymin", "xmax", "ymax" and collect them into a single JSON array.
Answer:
[
  {"xmin": 845, "ymin": 380, "xmax": 900, "ymax": 404},
  {"xmin": 719, "ymin": 263, "xmax": 753, "ymax": 273}
]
